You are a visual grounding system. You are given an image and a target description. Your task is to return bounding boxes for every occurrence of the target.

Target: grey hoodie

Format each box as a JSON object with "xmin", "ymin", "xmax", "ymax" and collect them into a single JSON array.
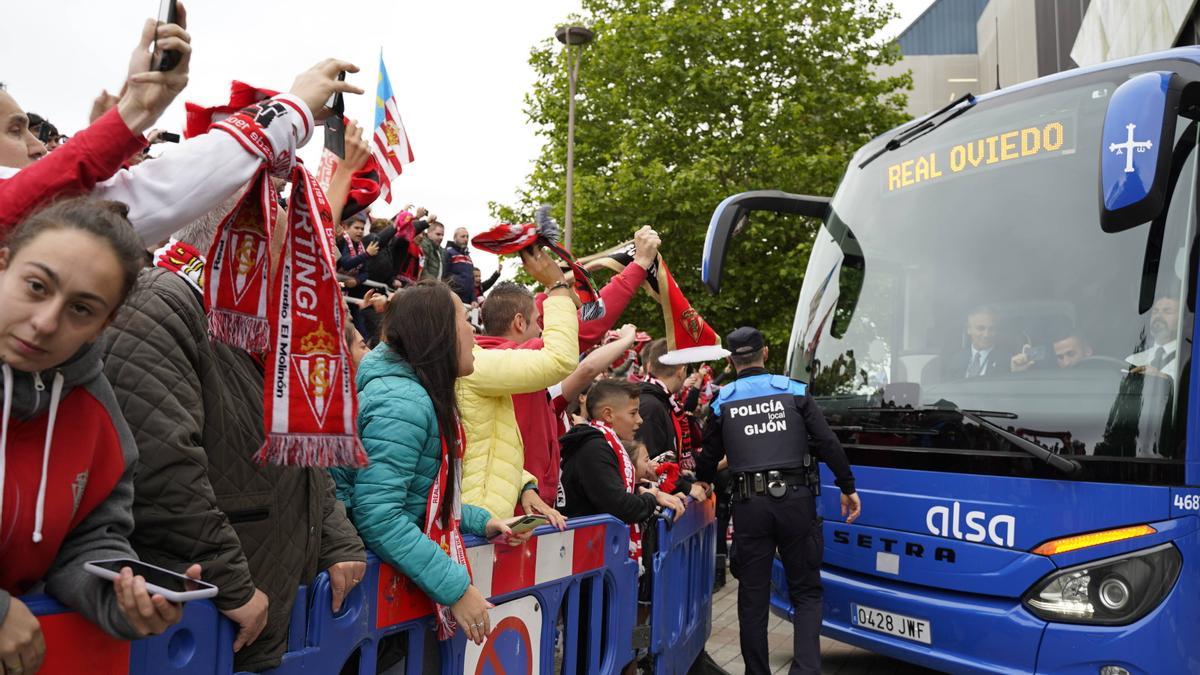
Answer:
[{"xmin": 0, "ymin": 341, "xmax": 141, "ymax": 639}]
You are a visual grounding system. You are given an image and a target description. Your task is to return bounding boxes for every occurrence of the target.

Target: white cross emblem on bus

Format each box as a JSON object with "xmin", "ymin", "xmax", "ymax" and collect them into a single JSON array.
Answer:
[{"xmin": 1108, "ymin": 123, "xmax": 1153, "ymax": 173}]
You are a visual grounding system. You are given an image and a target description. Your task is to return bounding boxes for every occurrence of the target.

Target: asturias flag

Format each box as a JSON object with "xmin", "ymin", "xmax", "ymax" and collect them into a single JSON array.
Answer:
[{"xmin": 371, "ymin": 53, "xmax": 415, "ymax": 202}]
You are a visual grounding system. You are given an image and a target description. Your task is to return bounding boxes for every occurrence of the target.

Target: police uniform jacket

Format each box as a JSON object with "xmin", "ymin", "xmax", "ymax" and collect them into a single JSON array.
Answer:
[{"xmin": 696, "ymin": 367, "xmax": 856, "ymax": 495}]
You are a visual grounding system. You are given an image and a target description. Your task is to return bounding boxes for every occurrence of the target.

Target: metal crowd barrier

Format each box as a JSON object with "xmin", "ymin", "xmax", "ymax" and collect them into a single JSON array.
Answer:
[
  {"xmin": 26, "ymin": 503, "xmax": 718, "ymax": 674},
  {"xmin": 646, "ymin": 496, "xmax": 718, "ymax": 674}
]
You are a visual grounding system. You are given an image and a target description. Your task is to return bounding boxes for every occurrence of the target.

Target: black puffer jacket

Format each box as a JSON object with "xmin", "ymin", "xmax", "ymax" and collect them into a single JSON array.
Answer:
[
  {"xmin": 102, "ymin": 268, "xmax": 365, "ymax": 673},
  {"xmin": 636, "ymin": 382, "xmax": 677, "ymax": 458},
  {"xmin": 559, "ymin": 424, "xmax": 657, "ymax": 524}
]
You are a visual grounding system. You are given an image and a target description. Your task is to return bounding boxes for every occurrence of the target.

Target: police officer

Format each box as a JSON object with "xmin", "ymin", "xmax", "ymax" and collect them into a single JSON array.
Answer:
[{"xmin": 695, "ymin": 327, "xmax": 860, "ymax": 675}]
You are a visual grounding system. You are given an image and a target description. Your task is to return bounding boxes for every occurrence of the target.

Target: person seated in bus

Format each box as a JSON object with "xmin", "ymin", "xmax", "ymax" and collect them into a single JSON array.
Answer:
[
  {"xmin": 1125, "ymin": 297, "xmax": 1182, "ymax": 380},
  {"xmin": 1053, "ymin": 334, "xmax": 1094, "ymax": 369},
  {"xmin": 942, "ymin": 305, "xmax": 1013, "ymax": 379},
  {"xmin": 1, "ymin": 199, "xmax": 201, "ymax": 674},
  {"xmin": 1011, "ymin": 333, "xmax": 1095, "ymax": 372}
]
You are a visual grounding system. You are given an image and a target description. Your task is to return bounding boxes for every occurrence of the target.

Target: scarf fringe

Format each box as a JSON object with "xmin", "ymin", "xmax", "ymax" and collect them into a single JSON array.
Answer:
[
  {"xmin": 435, "ymin": 607, "xmax": 456, "ymax": 640},
  {"xmin": 255, "ymin": 434, "xmax": 368, "ymax": 467},
  {"xmin": 208, "ymin": 310, "xmax": 270, "ymax": 352}
]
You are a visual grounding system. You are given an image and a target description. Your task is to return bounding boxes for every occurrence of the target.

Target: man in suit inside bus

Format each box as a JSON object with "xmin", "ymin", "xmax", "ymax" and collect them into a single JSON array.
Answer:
[
  {"xmin": 1126, "ymin": 296, "xmax": 1182, "ymax": 380},
  {"xmin": 943, "ymin": 305, "xmax": 1013, "ymax": 379}
]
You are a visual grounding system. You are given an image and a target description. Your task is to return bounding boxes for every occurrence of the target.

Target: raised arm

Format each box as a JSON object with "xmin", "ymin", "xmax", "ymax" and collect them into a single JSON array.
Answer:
[
  {"xmin": 95, "ymin": 59, "xmax": 362, "ymax": 245},
  {"xmin": 558, "ymin": 324, "xmax": 638, "ymax": 403},
  {"xmin": 0, "ymin": 14, "xmax": 191, "ymax": 230},
  {"xmin": 576, "ymin": 226, "xmax": 660, "ymax": 351}
]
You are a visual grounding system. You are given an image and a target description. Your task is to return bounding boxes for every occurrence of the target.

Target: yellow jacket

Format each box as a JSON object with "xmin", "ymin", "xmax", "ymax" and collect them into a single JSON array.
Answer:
[{"xmin": 458, "ymin": 294, "xmax": 579, "ymax": 518}]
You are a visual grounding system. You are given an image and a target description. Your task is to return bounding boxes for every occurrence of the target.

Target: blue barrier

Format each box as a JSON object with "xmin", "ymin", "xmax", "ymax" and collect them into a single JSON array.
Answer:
[
  {"xmin": 258, "ymin": 515, "xmax": 638, "ymax": 674},
  {"xmin": 27, "ymin": 504, "xmax": 717, "ymax": 674},
  {"xmin": 647, "ymin": 496, "xmax": 718, "ymax": 674},
  {"xmin": 25, "ymin": 591, "xmax": 234, "ymax": 675}
]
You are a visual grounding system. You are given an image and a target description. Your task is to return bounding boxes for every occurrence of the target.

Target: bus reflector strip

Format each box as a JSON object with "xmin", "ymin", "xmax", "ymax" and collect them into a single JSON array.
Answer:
[{"xmin": 1032, "ymin": 525, "xmax": 1157, "ymax": 556}]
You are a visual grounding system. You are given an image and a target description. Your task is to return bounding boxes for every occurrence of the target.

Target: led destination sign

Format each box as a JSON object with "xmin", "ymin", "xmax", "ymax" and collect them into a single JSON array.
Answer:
[{"xmin": 885, "ymin": 119, "xmax": 1072, "ymax": 192}]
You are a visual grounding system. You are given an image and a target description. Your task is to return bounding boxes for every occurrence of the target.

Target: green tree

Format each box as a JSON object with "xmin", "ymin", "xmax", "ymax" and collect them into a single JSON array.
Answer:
[{"xmin": 494, "ymin": 0, "xmax": 911, "ymax": 365}]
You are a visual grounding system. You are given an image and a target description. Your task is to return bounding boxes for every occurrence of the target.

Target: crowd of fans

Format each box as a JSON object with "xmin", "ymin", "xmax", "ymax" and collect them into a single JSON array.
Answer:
[{"xmin": 0, "ymin": 8, "xmax": 735, "ymax": 674}]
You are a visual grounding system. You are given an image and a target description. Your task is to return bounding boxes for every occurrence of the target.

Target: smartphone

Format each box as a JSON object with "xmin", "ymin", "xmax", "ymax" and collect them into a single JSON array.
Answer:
[
  {"xmin": 508, "ymin": 514, "xmax": 550, "ymax": 535},
  {"xmin": 83, "ymin": 558, "xmax": 218, "ymax": 603},
  {"xmin": 152, "ymin": 0, "xmax": 180, "ymax": 72},
  {"xmin": 323, "ymin": 72, "xmax": 347, "ymax": 158},
  {"xmin": 159, "ymin": 131, "xmax": 180, "ymax": 143}
]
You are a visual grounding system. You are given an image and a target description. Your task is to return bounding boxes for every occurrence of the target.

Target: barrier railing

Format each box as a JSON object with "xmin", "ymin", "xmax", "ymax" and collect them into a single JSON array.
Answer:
[
  {"xmin": 646, "ymin": 496, "xmax": 718, "ymax": 675},
  {"xmin": 26, "ymin": 503, "xmax": 716, "ymax": 674}
]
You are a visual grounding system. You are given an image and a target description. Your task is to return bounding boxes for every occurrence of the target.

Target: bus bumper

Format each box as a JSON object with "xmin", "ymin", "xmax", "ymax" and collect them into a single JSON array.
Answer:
[
  {"xmin": 812, "ymin": 565, "xmax": 1043, "ymax": 674},
  {"xmin": 771, "ymin": 541, "xmax": 1200, "ymax": 674}
]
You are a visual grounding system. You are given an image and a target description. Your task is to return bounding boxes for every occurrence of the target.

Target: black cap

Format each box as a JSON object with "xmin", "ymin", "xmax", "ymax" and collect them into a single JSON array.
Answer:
[{"xmin": 726, "ymin": 326, "xmax": 765, "ymax": 356}]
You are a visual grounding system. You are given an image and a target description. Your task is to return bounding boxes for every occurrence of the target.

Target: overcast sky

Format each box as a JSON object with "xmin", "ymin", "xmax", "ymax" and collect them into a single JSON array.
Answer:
[{"xmin": 2, "ymin": 0, "xmax": 934, "ymax": 274}]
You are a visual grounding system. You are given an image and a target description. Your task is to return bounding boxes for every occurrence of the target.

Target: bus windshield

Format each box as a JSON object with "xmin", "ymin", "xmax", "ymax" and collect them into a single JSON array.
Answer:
[{"xmin": 791, "ymin": 77, "xmax": 1197, "ymax": 485}]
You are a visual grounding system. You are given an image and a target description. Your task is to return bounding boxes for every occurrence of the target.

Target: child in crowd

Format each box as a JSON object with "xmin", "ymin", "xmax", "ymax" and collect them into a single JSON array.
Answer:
[{"xmin": 559, "ymin": 379, "xmax": 685, "ymax": 561}]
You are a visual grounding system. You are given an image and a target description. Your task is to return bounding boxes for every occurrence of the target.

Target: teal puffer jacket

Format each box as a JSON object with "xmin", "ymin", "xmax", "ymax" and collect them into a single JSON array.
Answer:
[{"xmin": 331, "ymin": 344, "xmax": 491, "ymax": 606}]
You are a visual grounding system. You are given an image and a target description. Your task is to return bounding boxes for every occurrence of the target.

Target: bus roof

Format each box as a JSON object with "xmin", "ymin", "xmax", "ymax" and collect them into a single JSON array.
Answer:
[{"xmin": 854, "ymin": 46, "xmax": 1200, "ymax": 165}]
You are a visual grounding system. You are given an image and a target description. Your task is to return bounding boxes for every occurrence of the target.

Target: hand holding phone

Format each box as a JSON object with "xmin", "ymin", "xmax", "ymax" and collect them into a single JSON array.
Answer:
[
  {"xmin": 323, "ymin": 72, "xmax": 347, "ymax": 158},
  {"xmin": 84, "ymin": 558, "xmax": 218, "ymax": 602},
  {"xmin": 485, "ymin": 514, "xmax": 543, "ymax": 546},
  {"xmin": 508, "ymin": 514, "xmax": 550, "ymax": 535},
  {"xmin": 152, "ymin": 0, "xmax": 181, "ymax": 72}
]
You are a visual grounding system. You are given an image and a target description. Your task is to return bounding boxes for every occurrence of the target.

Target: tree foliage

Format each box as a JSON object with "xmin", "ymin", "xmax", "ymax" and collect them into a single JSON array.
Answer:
[{"xmin": 494, "ymin": 0, "xmax": 911, "ymax": 365}]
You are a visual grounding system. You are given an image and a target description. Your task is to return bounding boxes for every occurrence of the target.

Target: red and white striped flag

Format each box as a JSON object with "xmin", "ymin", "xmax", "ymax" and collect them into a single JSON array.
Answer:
[{"xmin": 371, "ymin": 54, "xmax": 414, "ymax": 203}]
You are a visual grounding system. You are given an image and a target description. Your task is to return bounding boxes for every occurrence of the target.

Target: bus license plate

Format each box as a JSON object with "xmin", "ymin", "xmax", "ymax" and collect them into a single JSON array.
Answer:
[{"xmin": 851, "ymin": 604, "xmax": 931, "ymax": 644}]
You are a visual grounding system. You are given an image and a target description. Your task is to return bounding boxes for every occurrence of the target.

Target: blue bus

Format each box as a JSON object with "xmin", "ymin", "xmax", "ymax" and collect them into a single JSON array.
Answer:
[{"xmin": 702, "ymin": 48, "xmax": 1200, "ymax": 674}]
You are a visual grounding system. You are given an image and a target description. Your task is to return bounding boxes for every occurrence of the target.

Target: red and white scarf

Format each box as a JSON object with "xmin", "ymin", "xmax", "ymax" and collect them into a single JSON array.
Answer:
[
  {"xmin": 204, "ymin": 169, "xmax": 276, "ymax": 351},
  {"xmin": 425, "ymin": 418, "xmax": 471, "ymax": 639},
  {"xmin": 588, "ymin": 420, "xmax": 642, "ymax": 561},
  {"xmin": 203, "ymin": 100, "xmax": 366, "ymax": 467},
  {"xmin": 340, "ymin": 234, "xmax": 366, "ymax": 271},
  {"xmin": 152, "ymin": 238, "xmax": 205, "ymax": 297}
]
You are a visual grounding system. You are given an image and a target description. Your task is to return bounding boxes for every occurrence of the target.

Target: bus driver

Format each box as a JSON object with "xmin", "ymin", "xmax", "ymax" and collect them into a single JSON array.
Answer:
[{"xmin": 1126, "ymin": 297, "xmax": 1181, "ymax": 380}]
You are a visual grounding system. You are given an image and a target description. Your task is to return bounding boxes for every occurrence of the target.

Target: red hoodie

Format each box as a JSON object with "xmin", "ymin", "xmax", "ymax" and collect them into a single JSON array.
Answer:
[{"xmin": 0, "ymin": 344, "xmax": 143, "ymax": 639}]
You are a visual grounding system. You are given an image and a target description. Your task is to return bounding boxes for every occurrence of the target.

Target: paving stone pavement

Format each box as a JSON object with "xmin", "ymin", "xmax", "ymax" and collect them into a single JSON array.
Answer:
[{"xmin": 703, "ymin": 577, "xmax": 942, "ymax": 674}]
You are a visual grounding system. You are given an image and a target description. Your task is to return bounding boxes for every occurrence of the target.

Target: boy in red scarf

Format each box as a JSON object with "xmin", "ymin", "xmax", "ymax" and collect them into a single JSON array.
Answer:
[{"xmin": 558, "ymin": 379, "xmax": 684, "ymax": 561}]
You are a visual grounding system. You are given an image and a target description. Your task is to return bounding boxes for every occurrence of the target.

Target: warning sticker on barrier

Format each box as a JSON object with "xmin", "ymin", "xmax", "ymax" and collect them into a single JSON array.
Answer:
[{"xmin": 464, "ymin": 595, "xmax": 543, "ymax": 675}]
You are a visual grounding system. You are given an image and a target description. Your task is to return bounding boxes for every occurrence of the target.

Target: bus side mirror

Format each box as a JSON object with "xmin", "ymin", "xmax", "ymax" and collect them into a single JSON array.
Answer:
[
  {"xmin": 702, "ymin": 190, "xmax": 830, "ymax": 294},
  {"xmin": 1100, "ymin": 71, "xmax": 1183, "ymax": 232}
]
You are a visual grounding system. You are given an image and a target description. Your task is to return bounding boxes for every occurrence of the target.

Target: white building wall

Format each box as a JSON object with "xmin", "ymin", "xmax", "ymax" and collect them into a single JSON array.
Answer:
[
  {"xmin": 978, "ymin": 0, "xmax": 1041, "ymax": 90},
  {"xmin": 1071, "ymin": 0, "xmax": 1198, "ymax": 66},
  {"xmin": 877, "ymin": 55, "xmax": 981, "ymax": 117}
]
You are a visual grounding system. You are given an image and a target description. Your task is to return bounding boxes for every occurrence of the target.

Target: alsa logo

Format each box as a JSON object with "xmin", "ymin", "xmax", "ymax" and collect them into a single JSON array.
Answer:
[{"xmin": 925, "ymin": 502, "xmax": 1016, "ymax": 548}]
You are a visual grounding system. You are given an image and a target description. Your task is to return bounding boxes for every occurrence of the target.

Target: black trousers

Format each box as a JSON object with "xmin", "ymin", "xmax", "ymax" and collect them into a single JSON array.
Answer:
[
  {"xmin": 731, "ymin": 485, "xmax": 822, "ymax": 675},
  {"xmin": 715, "ymin": 468, "xmax": 733, "ymax": 557}
]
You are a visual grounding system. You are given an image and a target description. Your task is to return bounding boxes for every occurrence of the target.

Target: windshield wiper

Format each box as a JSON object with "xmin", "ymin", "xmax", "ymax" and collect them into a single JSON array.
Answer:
[
  {"xmin": 956, "ymin": 408, "xmax": 1082, "ymax": 476},
  {"xmin": 853, "ymin": 405, "xmax": 1082, "ymax": 476},
  {"xmin": 858, "ymin": 93, "xmax": 977, "ymax": 169},
  {"xmin": 830, "ymin": 424, "xmax": 939, "ymax": 436}
]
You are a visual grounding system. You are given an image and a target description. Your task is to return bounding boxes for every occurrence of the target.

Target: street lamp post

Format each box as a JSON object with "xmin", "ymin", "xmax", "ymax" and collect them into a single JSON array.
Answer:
[{"xmin": 555, "ymin": 24, "xmax": 594, "ymax": 250}]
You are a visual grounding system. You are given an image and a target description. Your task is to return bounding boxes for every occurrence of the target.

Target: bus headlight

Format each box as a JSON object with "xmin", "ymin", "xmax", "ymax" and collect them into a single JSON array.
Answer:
[{"xmin": 1022, "ymin": 543, "xmax": 1180, "ymax": 625}]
